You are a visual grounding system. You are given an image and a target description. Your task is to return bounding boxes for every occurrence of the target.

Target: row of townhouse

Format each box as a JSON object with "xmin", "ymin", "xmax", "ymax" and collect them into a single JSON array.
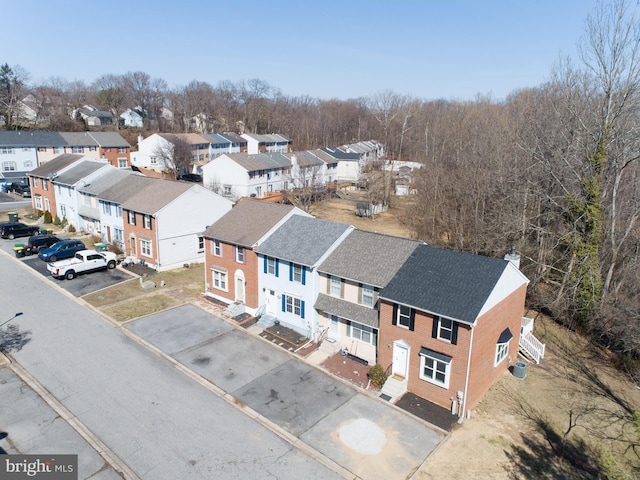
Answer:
[
  {"xmin": 202, "ymin": 199, "xmax": 534, "ymax": 415},
  {"xmin": 28, "ymin": 154, "xmax": 233, "ymax": 270},
  {"xmin": 0, "ymin": 131, "xmax": 131, "ymax": 182},
  {"xmin": 131, "ymin": 132, "xmax": 293, "ymax": 171}
]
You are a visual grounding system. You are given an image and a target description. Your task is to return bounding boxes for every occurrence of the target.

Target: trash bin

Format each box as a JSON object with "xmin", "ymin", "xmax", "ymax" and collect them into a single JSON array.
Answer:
[
  {"xmin": 94, "ymin": 243, "xmax": 107, "ymax": 251},
  {"xmin": 13, "ymin": 244, "xmax": 25, "ymax": 258},
  {"xmin": 8, "ymin": 212, "xmax": 18, "ymax": 222},
  {"xmin": 513, "ymin": 361, "xmax": 527, "ymax": 379}
]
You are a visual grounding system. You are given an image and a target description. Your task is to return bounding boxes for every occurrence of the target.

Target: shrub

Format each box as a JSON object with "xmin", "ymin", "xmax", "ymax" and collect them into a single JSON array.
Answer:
[
  {"xmin": 44, "ymin": 211, "xmax": 53, "ymax": 224},
  {"xmin": 368, "ymin": 364, "xmax": 387, "ymax": 387},
  {"xmin": 68, "ymin": 224, "xmax": 76, "ymax": 233}
]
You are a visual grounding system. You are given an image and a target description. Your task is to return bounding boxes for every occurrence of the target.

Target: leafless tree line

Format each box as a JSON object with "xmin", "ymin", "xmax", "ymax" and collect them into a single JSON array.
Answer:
[{"xmin": 2, "ymin": 1, "xmax": 639, "ymax": 375}]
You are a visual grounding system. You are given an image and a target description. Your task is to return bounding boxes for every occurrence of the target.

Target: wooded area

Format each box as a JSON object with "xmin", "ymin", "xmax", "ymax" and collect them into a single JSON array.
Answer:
[{"xmin": 2, "ymin": 2, "xmax": 640, "ymax": 377}]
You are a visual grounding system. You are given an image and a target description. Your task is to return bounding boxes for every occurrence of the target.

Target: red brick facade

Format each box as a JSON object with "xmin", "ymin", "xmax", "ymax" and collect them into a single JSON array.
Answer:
[
  {"xmin": 378, "ymin": 283, "xmax": 527, "ymax": 412},
  {"xmin": 123, "ymin": 210, "xmax": 157, "ymax": 264},
  {"xmin": 30, "ymin": 177, "xmax": 57, "ymax": 216},
  {"xmin": 204, "ymin": 239, "xmax": 260, "ymax": 308},
  {"xmin": 99, "ymin": 146, "xmax": 130, "ymax": 168}
]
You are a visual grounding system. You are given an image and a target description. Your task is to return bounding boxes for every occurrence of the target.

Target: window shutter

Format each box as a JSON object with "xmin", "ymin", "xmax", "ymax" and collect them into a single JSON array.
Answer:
[
  {"xmin": 263, "ymin": 257, "xmax": 267, "ymax": 274},
  {"xmin": 289, "ymin": 264, "xmax": 293, "ymax": 281},
  {"xmin": 409, "ymin": 309, "xmax": 415, "ymax": 331},
  {"xmin": 358, "ymin": 283, "xmax": 362, "ymax": 303},
  {"xmin": 300, "ymin": 300, "xmax": 305, "ymax": 319},
  {"xmin": 302, "ymin": 267, "xmax": 306, "ymax": 285},
  {"xmin": 282, "ymin": 294, "xmax": 286, "ymax": 312},
  {"xmin": 432, "ymin": 316, "xmax": 439, "ymax": 338},
  {"xmin": 275, "ymin": 259, "xmax": 279, "ymax": 277},
  {"xmin": 346, "ymin": 320, "xmax": 351, "ymax": 336},
  {"xmin": 373, "ymin": 328, "xmax": 378, "ymax": 346},
  {"xmin": 340, "ymin": 280, "xmax": 344, "ymax": 298},
  {"xmin": 451, "ymin": 322, "xmax": 459, "ymax": 345},
  {"xmin": 392, "ymin": 304, "xmax": 398, "ymax": 325},
  {"xmin": 326, "ymin": 276, "xmax": 331, "ymax": 294}
]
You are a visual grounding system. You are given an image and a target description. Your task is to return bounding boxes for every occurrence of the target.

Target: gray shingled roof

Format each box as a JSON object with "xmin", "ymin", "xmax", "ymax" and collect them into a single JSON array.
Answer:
[
  {"xmin": 379, "ymin": 244, "xmax": 509, "ymax": 325},
  {"xmin": 121, "ymin": 179, "xmax": 193, "ymax": 215},
  {"xmin": 86, "ymin": 132, "xmax": 130, "ymax": 147},
  {"xmin": 284, "ymin": 151, "xmax": 324, "ymax": 168},
  {"xmin": 78, "ymin": 169, "xmax": 135, "ymax": 196},
  {"xmin": 54, "ymin": 160, "xmax": 109, "ymax": 186},
  {"xmin": 97, "ymin": 175, "xmax": 157, "ymax": 204},
  {"xmin": 0, "ymin": 131, "xmax": 66, "ymax": 147},
  {"xmin": 255, "ymin": 216, "xmax": 352, "ymax": 267},
  {"xmin": 202, "ymin": 199, "xmax": 295, "ymax": 247},
  {"xmin": 315, "ymin": 293, "xmax": 379, "ymax": 328},
  {"xmin": 321, "ymin": 147, "xmax": 359, "ymax": 161},
  {"xmin": 28, "ymin": 154, "xmax": 85, "ymax": 178},
  {"xmin": 226, "ymin": 152, "xmax": 291, "ymax": 172},
  {"xmin": 318, "ymin": 230, "xmax": 422, "ymax": 287}
]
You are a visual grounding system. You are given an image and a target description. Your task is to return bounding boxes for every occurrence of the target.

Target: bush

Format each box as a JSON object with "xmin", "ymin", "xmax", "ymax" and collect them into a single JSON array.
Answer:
[
  {"xmin": 368, "ymin": 364, "xmax": 387, "ymax": 387},
  {"xmin": 44, "ymin": 211, "xmax": 53, "ymax": 224},
  {"xmin": 68, "ymin": 224, "xmax": 76, "ymax": 233}
]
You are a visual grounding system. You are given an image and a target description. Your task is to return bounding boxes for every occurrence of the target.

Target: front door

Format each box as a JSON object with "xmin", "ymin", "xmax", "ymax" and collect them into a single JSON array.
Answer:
[
  {"xmin": 328, "ymin": 314, "xmax": 340, "ymax": 340},
  {"xmin": 236, "ymin": 276, "xmax": 245, "ymax": 303},
  {"xmin": 265, "ymin": 289, "xmax": 277, "ymax": 315},
  {"xmin": 392, "ymin": 341, "xmax": 409, "ymax": 378},
  {"xmin": 129, "ymin": 237, "xmax": 136, "ymax": 256}
]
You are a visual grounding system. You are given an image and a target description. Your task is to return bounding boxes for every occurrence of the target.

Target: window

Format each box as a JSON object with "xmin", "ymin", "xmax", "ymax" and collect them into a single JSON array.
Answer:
[
  {"xmin": 1, "ymin": 147, "xmax": 14, "ymax": 154},
  {"xmin": 54, "ymin": 147, "xmax": 62, "ymax": 154},
  {"xmin": 283, "ymin": 294, "xmax": 304, "ymax": 317},
  {"xmin": 291, "ymin": 263, "xmax": 303, "ymax": 283},
  {"xmin": 255, "ymin": 186, "xmax": 262, "ymax": 197},
  {"xmin": 212, "ymin": 240, "xmax": 221, "ymax": 256},
  {"xmin": 266, "ymin": 257, "xmax": 277, "ymax": 275},
  {"xmin": 212, "ymin": 269, "xmax": 227, "ymax": 291},
  {"xmin": 60, "ymin": 205, "xmax": 66, "ymax": 218},
  {"xmin": 396, "ymin": 305, "xmax": 412, "ymax": 328},
  {"xmin": 140, "ymin": 239, "xmax": 152, "ymax": 257},
  {"xmin": 419, "ymin": 348, "xmax": 451, "ymax": 388},
  {"xmin": 236, "ymin": 246, "xmax": 245, "ymax": 263},
  {"xmin": 432, "ymin": 316, "xmax": 458, "ymax": 344},
  {"xmin": 114, "ymin": 228, "xmax": 124, "ymax": 243},
  {"xmin": 72, "ymin": 146, "xmax": 83, "ymax": 153},
  {"xmin": 128, "ymin": 211, "xmax": 136, "ymax": 225},
  {"xmin": 42, "ymin": 179, "xmax": 48, "ymax": 190},
  {"xmin": 2, "ymin": 161, "xmax": 16, "ymax": 171},
  {"xmin": 347, "ymin": 321, "xmax": 376, "ymax": 345},
  {"xmin": 32, "ymin": 178, "xmax": 39, "ymax": 187},
  {"xmin": 37, "ymin": 147, "xmax": 46, "ymax": 152},
  {"xmin": 144, "ymin": 215, "xmax": 152, "ymax": 229},
  {"xmin": 437, "ymin": 317, "xmax": 454, "ymax": 342},
  {"xmin": 34, "ymin": 195, "xmax": 42, "ymax": 210},
  {"xmin": 24, "ymin": 160, "xmax": 33, "ymax": 168},
  {"xmin": 150, "ymin": 156, "xmax": 157, "ymax": 165},
  {"xmin": 198, "ymin": 236, "xmax": 204, "ymax": 251},
  {"xmin": 102, "ymin": 202, "xmax": 112, "ymax": 215},
  {"xmin": 495, "ymin": 328, "xmax": 513, "ymax": 366},
  {"xmin": 89, "ymin": 146, "xmax": 97, "ymax": 152},
  {"xmin": 118, "ymin": 147, "xmax": 127, "ymax": 153},
  {"xmin": 118, "ymin": 158, "xmax": 128, "ymax": 168},
  {"xmin": 223, "ymin": 185, "xmax": 232, "ymax": 196},
  {"xmin": 330, "ymin": 276, "xmax": 341, "ymax": 297},
  {"xmin": 116, "ymin": 206, "xmax": 122, "ymax": 218},
  {"xmin": 361, "ymin": 284, "xmax": 374, "ymax": 307}
]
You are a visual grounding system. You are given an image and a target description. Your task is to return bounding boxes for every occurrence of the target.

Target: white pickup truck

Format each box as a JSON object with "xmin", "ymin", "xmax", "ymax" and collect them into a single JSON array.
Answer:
[{"xmin": 47, "ymin": 249, "xmax": 118, "ymax": 280}]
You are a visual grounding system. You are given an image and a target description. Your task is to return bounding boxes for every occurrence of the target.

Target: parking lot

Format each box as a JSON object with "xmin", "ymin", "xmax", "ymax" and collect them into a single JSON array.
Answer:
[
  {"xmin": 127, "ymin": 305, "xmax": 445, "ymax": 480},
  {"xmin": 0, "ymin": 234, "xmax": 133, "ymax": 296}
]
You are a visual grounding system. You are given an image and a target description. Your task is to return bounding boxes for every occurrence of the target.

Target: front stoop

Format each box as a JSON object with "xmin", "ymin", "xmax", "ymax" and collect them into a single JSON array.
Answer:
[{"xmin": 380, "ymin": 375, "xmax": 408, "ymax": 403}]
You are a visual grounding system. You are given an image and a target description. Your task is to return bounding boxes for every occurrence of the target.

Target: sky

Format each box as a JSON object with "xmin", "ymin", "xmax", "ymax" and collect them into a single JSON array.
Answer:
[{"xmin": 2, "ymin": 0, "xmax": 602, "ymax": 102}]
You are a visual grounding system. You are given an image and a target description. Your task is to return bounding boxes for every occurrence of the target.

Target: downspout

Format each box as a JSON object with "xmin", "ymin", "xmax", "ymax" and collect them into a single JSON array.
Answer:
[{"xmin": 461, "ymin": 325, "xmax": 475, "ymax": 418}]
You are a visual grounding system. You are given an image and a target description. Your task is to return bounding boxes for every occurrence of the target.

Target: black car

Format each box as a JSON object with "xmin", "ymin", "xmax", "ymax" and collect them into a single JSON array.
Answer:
[
  {"xmin": 24, "ymin": 235, "xmax": 61, "ymax": 255},
  {"xmin": 9, "ymin": 183, "xmax": 31, "ymax": 197},
  {"xmin": 0, "ymin": 222, "xmax": 39, "ymax": 239},
  {"xmin": 179, "ymin": 174, "xmax": 202, "ymax": 183}
]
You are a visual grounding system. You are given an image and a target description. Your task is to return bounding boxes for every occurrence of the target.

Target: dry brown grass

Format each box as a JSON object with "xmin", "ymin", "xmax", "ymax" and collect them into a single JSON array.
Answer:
[{"xmin": 103, "ymin": 294, "xmax": 182, "ymax": 322}]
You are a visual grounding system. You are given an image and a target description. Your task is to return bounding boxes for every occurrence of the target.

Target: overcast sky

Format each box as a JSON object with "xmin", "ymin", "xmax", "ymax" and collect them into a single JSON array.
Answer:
[{"xmin": 2, "ymin": 0, "xmax": 601, "ymax": 101}]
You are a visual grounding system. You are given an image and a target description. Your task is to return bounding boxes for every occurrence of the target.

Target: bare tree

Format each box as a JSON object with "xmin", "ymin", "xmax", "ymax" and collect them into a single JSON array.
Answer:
[
  {"xmin": 0, "ymin": 63, "xmax": 29, "ymax": 130},
  {"xmin": 152, "ymin": 134, "xmax": 193, "ymax": 177}
]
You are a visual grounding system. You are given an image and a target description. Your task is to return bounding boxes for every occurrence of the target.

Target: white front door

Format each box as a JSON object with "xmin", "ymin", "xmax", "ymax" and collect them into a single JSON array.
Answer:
[
  {"xmin": 392, "ymin": 341, "xmax": 409, "ymax": 378},
  {"xmin": 236, "ymin": 276, "xmax": 245, "ymax": 303},
  {"xmin": 328, "ymin": 315, "xmax": 340, "ymax": 340},
  {"xmin": 266, "ymin": 290, "xmax": 277, "ymax": 315}
]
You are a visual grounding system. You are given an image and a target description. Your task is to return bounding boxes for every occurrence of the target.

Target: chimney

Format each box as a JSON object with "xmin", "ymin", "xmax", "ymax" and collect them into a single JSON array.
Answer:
[
  {"xmin": 504, "ymin": 246, "xmax": 520, "ymax": 269},
  {"xmin": 138, "ymin": 134, "xmax": 144, "ymax": 146}
]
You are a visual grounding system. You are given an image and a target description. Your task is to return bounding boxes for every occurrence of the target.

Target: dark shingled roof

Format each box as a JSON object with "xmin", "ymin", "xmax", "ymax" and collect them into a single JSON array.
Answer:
[
  {"xmin": 201, "ymin": 199, "xmax": 296, "ymax": 247},
  {"xmin": 54, "ymin": 160, "xmax": 108, "ymax": 186},
  {"xmin": 255, "ymin": 216, "xmax": 353, "ymax": 267},
  {"xmin": 28, "ymin": 154, "xmax": 85, "ymax": 178},
  {"xmin": 379, "ymin": 244, "xmax": 509, "ymax": 325}
]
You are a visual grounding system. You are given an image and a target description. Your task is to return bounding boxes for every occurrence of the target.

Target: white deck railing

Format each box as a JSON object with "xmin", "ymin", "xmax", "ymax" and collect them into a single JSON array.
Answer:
[{"xmin": 519, "ymin": 332, "xmax": 545, "ymax": 364}]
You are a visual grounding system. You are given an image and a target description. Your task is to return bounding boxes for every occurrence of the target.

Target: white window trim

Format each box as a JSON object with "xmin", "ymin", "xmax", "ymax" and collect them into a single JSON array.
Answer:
[
  {"xmin": 397, "ymin": 305, "xmax": 411, "ymax": 329},
  {"xmin": 348, "ymin": 321, "xmax": 375, "ymax": 345},
  {"xmin": 330, "ymin": 275, "xmax": 341, "ymax": 297},
  {"xmin": 212, "ymin": 240, "xmax": 222, "ymax": 257},
  {"xmin": 212, "ymin": 268, "xmax": 228, "ymax": 292},
  {"xmin": 361, "ymin": 284, "xmax": 374, "ymax": 307},
  {"xmin": 140, "ymin": 239, "xmax": 152, "ymax": 257},
  {"xmin": 292, "ymin": 264, "xmax": 303, "ymax": 283},
  {"xmin": 419, "ymin": 350, "xmax": 451, "ymax": 389},
  {"xmin": 437, "ymin": 317, "xmax": 454, "ymax": 342},
  {"xmin": 495, "ymin": 341, "xmax": 510, "ymax": 366},
  {"xmin": 267, "ymin": 257, "xmax": 276, "ymax": 275}
]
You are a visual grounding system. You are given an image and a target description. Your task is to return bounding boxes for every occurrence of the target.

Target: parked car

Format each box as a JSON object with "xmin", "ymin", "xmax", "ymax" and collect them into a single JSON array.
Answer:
[
  {"xmin": 9, "ymin": 183, "xmax": 31, "ymax": 197},
  {"xmin": 38, "ymin": 239, "xmax": 86, "ymax": 262},
  {"xmin": 24, "ymin": 235, "xmax": 61, "ymax": 255},
  {"xmin": 0, "ymin": 222, "xmax": 39, "ymax": 239},
  {"xmin": 47, "ymin": 249, "xmax": 118, "ymax": 280},
  {"xmin": 179, "ymin": 174, "xmax": 202, "ymax": 183}
]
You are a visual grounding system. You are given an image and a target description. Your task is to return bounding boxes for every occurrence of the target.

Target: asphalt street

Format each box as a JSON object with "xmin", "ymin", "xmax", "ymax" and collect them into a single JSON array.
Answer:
[{"xmin": 0, "ymin": 243, "xmax": 444, "ymax": 479}]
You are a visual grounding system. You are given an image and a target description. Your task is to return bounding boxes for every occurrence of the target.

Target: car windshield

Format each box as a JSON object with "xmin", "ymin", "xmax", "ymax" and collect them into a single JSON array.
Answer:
[{"xmin": 48, "ymin": 242, "xmax": 66, "ymax": 251}]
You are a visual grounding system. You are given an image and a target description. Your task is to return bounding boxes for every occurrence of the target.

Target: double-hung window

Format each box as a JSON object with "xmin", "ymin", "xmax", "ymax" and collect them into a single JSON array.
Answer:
[
  {"xmin": 128, "ymin": 211, "xmax": 136, "ymax": 225},
  {"xmin": 236, "ymin": 246, "xmax": 245, "ymax": 263},
  {"xmin": 212, "ymin": 240, "xmax": 222, "ymax": 257},
  {"xmin": 266, "ymin": 257, "xmax": 277, "ymax": 275},
  {"xmin": 212, "ymin": 269, "xmax": 227, "ymax": 291},
  {"xmin": 144, "ymin": 214, "xmax": 152, "ymax": 229},
  {"xmin": 437, "ymin": 317, "xmax": 454, "ymax": 342},
  {"xmin": 419, "ymin": 348, "xmax": 451, "ymax": 389},
  {"xmin": 291, "ymin": 263, "xmax": 303, "ymax": 283},
  {"xmin": 361, "ymin": 284, "xmax": 374, "ymax": 307},
  {"xmin": 396, "ymin": 305, "xmax": 411, "ymax": 328},
  {"xmin": 330, "ymin": 276, "xmax": 341, "ymax": 297},
  {"xmin": 284, "ymin": 294, "xmax": 304, "ymax": 318},
  {"xmin": 140, "ymin": 239, "xmax": 152, "ymax": 257}
]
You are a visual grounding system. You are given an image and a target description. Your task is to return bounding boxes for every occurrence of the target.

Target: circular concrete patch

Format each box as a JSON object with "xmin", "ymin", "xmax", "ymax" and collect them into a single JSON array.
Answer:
[{"xmin": 338, "ymin": 418, "xmax": 387, "ymax": 455}]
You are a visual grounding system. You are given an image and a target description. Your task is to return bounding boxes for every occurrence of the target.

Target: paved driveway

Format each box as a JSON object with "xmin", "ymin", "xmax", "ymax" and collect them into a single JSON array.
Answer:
[{"xmin": 127, "ymin": 305, "xmax": 445, "ymax": 480}]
